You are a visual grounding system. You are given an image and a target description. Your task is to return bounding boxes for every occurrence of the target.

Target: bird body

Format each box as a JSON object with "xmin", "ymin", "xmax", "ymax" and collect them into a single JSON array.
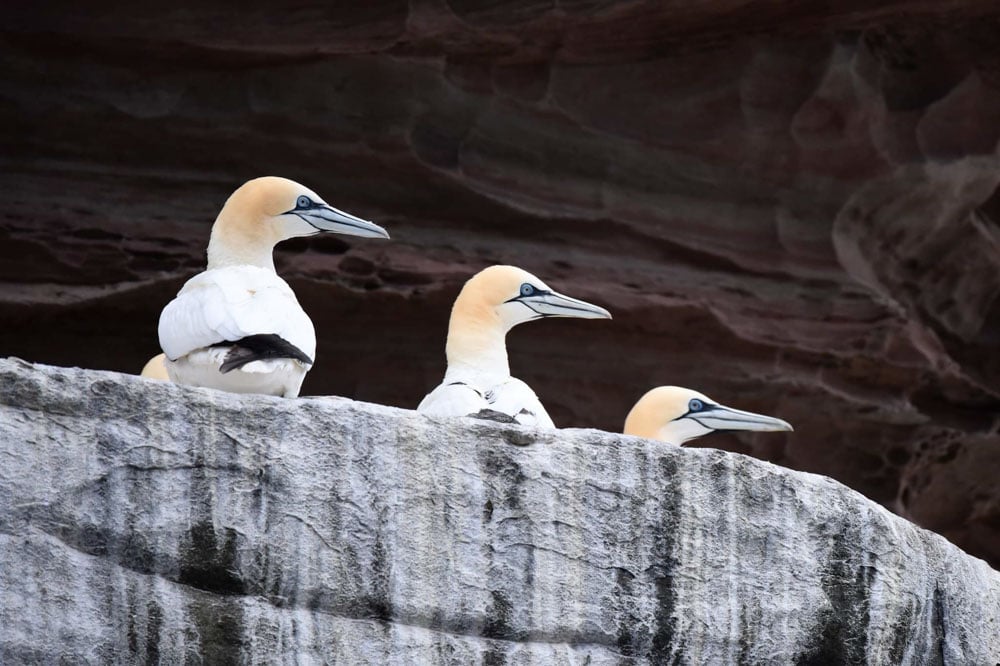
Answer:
[
  {"xmin": 157, "ymin": 176, "xmax": 387, "ymax": 397},
  {"xmin": 418, "ymin": 265, "xmax": 610, "ymax": 427},
  {"xmin": 419, "ymin": 376, "xmax": 553, "ymax": 427},
  {"xmin": 624, "ymin": 386, "xmax": 792, "ymax": 445},
  {"xmin": 159, "ymin": 265, "xmax": 316, "ymax": 397}
]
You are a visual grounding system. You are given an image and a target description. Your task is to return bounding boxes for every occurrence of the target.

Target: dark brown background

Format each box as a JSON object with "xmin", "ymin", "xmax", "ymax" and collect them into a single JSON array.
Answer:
[{"xmin": 2, "ymin": 1, "xmax": 999, "ymax": 568}]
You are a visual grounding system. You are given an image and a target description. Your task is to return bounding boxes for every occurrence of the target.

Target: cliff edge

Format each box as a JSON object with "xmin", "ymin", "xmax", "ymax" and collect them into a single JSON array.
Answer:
[{"xmin": 1, "ymin": 358, "xmax": 997, "ymax": 664}]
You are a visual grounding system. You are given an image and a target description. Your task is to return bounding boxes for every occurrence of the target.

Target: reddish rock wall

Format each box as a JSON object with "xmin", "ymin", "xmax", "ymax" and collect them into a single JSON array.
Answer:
[{"xmin": 2, "ymin": 1, "xmax": 999, "ymax": 567}]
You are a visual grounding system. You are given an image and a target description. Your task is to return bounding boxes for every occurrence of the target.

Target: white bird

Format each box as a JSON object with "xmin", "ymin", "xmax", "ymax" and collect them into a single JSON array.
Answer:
[
  {"xmin": 139, "ymin": 353, "xmax": 169, "ymax": 381},
  {"xmin": 624, "ymin": 386, "xmax": 793, "ymax": 445},
  {"xmin": 158, "ymin": 176, "xmax": 389, "ymax": 398},
  {"xmin": 418, "ymin": 265, "xmax": 611, "ymax": 427}
]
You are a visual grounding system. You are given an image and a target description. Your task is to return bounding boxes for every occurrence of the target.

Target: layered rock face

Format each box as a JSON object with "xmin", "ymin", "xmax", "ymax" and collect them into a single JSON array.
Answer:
[
  {"xmin": 1, "ymin": 2, "xmax": 1000, "ymax": 569},
  {"xmin": 2, "ymin": 358, "xmax": 999, "ymax": 664}
]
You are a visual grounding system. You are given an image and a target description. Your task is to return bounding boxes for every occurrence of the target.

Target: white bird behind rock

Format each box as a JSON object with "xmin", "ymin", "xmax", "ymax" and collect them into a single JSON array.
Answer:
[
  {"xmin": 158, "ymin": 176, "xmax": 389, "ymax": 398},
  {"xmin": 418, "ymin": 265, "xmax": 611, "ymax": 427},
  {"xmin": 624, "ymin": 386, "xmax": 793, "ymax": 445},
  {"xmin": 139, "ymin": 353, "xmax": 170, "ymax": 381}
]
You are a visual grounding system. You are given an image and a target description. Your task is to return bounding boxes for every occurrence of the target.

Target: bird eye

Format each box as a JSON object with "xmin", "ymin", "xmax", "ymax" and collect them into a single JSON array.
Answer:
[
  {"xmin": 688, "ymin": 399, "xmax": 704, "ymax": 412},
  {"xmin": 519, "ymin": 283, "xmax": 535, "ymax": 297},
  {"xmin": 296, "ymin": 196, "xmax": 312, "ymax": 209}
]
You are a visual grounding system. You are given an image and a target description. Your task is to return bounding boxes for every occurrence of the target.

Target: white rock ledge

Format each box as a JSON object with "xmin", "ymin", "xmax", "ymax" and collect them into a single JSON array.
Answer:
[{"xmin": 1, "ymin": 357, "xmax": 998, "ymax": 665}]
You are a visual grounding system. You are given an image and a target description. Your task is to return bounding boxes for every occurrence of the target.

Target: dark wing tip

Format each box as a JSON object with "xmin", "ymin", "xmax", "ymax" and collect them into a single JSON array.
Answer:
[{"xmin": 218, "ymin": 334, "xmax": 313, "ymax": 374}]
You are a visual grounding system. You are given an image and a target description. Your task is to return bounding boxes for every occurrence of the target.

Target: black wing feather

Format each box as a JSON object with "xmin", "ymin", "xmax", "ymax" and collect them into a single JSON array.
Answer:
[{"xmin": 216, "ymin": 334, "xmax": 313, "ymax": 374}]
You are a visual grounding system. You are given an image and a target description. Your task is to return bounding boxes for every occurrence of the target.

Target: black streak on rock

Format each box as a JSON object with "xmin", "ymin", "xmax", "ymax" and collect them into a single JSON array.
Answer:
[
  {"xmin": 146, "ymin": 600, "xmax": 163, "ymax": 664},
  {"xmin": 649, "ymin": 456, "xmax": 682, "ymax": 664},
  {"xmin": 483, "ymin": 590, "xmax": 513, "ymax": 640},
  {"xmin": 188, "ymin": 598, "xmax": 244, "ymax": 666},
  {"xmin": 796, "ymin": 532, "xmax": 874, "ymax": 665},
  {"xmin": 929, "ymin": 585, "xmax": 947, "ymax": 666},
  {"xmin": 367, "ymin": 536, "xmax": 394, "ymax": 621},
  {"xmin": 615, "ymin": 567, "xmax": 640, "ymax": 656},
  {"xmin": 179, "ymin": 522, "xmax": 246, "ymax": 596}
]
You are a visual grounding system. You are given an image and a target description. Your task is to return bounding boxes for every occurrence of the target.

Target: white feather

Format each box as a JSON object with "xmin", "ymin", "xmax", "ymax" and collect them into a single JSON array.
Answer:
[
  {"xmin": 157, "ymin": 266, "xmax": 316, "ymax": 398},
  {"xmin": 417, "ymin": 377, "xmax": 554, "ymax": 428},
  {"xmin": 159, "ymin": 266, "xmax": 315, "ymax": 361}
]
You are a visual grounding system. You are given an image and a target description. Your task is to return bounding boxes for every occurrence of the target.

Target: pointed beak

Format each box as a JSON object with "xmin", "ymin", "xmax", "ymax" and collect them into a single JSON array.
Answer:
[
  {"xmin": 685, "ymin": 404, "xmax": 793, "ymax": 433},
  {"xmin": 302, "ymin": 204, "xmax": 390, "ymax": 239},
  {"xmin": 518, "ymin": 290, "xmax": 612, "ymax": 320}
]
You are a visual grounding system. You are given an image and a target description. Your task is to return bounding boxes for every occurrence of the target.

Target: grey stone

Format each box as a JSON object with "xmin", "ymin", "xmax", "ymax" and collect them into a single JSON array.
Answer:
[{"xmin": 1, "ymin": 357, "xmax": 998, "ymax": 665}]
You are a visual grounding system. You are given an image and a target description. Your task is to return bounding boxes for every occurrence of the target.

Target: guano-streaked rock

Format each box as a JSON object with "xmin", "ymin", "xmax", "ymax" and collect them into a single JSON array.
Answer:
[{"xmin": 1, "ymin": 357, "xmax": 998, "ymax": 664}]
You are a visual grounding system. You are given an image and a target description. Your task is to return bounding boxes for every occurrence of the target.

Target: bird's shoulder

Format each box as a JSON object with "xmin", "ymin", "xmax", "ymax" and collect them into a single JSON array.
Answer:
[
  {"xmin": 418, "ymin": 376, "xmax": 554, "ymax": 427},
  {"xmin": 179, "ymin": 266, "xmax": 296, "ymax": 301},
  {"xmin": 159, "ymin": 266, "xmax": 314, "ymax": 361},
  {"xmin": 488, "ymin": 378, "xmax": 553, "ymax": 427},
  {"xmin": 417, "ymin": 380, "xmax": 490, "ymax": 417}
]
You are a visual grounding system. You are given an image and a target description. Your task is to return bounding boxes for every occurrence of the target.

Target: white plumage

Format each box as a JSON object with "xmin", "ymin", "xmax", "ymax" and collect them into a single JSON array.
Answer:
[
  {"xmin": 418, "ymin": 377, "xmax": 554, "ymax": 427},
  {"xmin": 417, "ymin": 265, "xmax": 610, "ymax": 428},
  {"xmin": 155, "ymin": 176, "xmax": 388, "ymax": 398},
  {"xmin": 158, "ymin": 266, "xmax": 316, "ymax": 397}
]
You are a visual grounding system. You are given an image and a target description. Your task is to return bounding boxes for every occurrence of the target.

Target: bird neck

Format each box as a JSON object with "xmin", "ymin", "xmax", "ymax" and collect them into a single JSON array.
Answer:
[
  {"xmin": 444, "ymin": 301, "xmax": 510, "ymax": 384},
  {"xmin": 206, "ymin": 214, "xmax": 278, "ymax": 271},
  {"xmin": 625, "ymin": 417, "xmax": 700, "ymax": 445}
]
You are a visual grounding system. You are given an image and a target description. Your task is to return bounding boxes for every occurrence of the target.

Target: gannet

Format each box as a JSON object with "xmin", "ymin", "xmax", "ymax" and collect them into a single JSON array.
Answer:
[
  {"xmin": 140, "ymin": 353, "xmax": 170, "ymax": 381},
  {"xmin": 624, "ymin": 386, "xmax": 793, "ymax": 445},
  {"xmin": 417, "ymin": 265, "xmax": 611, "ymax": 427},
  {"xmin": 157, "ymin": 176, "xmax": 389, "ymax": 398}
]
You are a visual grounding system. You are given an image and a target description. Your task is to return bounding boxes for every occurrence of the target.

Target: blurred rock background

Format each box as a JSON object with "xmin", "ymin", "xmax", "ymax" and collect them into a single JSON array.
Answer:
[{"xmin": 1, "ymin": 1, "xmax": 999, "ymax": 567}]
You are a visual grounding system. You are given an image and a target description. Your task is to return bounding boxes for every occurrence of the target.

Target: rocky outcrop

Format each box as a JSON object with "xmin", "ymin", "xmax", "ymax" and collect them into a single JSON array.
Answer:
[
  {"xmin": 1, "ymin": 2, "xmax": 1000, "ymax": 569},
  {"xmin": 1, "ymin": 358, "xmax": 998, "ymax": 664}
]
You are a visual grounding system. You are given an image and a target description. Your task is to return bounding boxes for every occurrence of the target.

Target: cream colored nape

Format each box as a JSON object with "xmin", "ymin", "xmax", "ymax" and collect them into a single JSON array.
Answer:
[
  {"xmin": 451, "ymin": 265, "xmax": 544, "ymax": 331},
  {"xmin": 206, "ymin": 176, "xmax": 389, "ymax": 271},
  {"xmin": 206, "ymin": 176, "xmax": 324, "ymax": 271},
  {"xmin": 139, "ymin": 353, "xmax": 170, "ymax": 381}
]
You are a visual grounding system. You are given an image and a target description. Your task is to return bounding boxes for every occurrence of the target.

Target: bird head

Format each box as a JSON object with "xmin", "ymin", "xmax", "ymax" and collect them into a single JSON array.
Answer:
[
  {"xmin": 208, "ymin": 176, "xmax": 388, "ymax": 268},
  {"xmin": 624, "ymin": 386, "xmax": 793, "ymax": 445},
  {"xmin": 453, "ymin": 265, "xmax": 612, "ymax": 333}
]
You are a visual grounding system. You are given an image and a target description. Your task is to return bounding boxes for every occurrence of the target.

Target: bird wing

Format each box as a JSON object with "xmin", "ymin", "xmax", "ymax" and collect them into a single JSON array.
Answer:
[
  {"xmin": 158, "ymin": 266, "xmax": 316, "ymax": 362},
  {"xmin": 489, "ymin": 378, "xmax": 555, "ymax": 428},
  {"xmin": 417, "ymin": 381, "xmax": 491, "ymax": 417},
  {"xmin": 417, "ymin": 377, "xmax": 555, "ymax": 428}
]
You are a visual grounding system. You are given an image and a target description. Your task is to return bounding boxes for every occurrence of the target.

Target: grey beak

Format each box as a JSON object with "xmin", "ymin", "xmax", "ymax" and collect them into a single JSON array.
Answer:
[
  {"xmin": 519, "ymin": 290, "xmax": 612, "ymax": 320},
  {"xmin": 303, "ymin": 205, "xmax": 390, "ymax": 239},
  {"xmin": 685, "ymin": 405, "xmax": 793, "ymax": 433}
]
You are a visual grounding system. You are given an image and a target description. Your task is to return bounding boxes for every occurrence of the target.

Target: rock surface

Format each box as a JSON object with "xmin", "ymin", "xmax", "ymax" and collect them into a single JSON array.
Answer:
[
  {"xmin": 1, "ymin": 2, "xmax": 1000, "ymax": 569},
  {"xmin": 2, "ymin": 358, "xmax": 999, "ymax": 664}
]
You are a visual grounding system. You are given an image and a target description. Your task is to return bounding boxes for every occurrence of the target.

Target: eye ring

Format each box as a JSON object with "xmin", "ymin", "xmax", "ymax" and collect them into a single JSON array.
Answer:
[
  {"xmin": 519, "ymin": 283, "xmax": 535, "ymax": 297},
  {"xmin": 296, "ymin": 195, "xmax": 312, "ymax": 209},
  {"xmin": 688, "ymin": 398, "xmax": 704, "ymax": 412}
]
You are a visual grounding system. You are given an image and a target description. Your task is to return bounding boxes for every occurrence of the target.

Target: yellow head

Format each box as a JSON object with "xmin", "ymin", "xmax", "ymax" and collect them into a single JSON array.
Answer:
[
  {"xmin": 624, "ymin": 386, "xmax": 793, "ymax": 445},
  {"xmin": 443, "ymin": 265, "xmax": 611, "ymax": 376},
  {"xmin": 207, "ymin": 176, "xmax": 388, "ymax": 269},
  {"xmin": 450, "ymin": 265, "xmax": 612, "ymax": 334},
  {"xmin": 139, "ymin": 353, "xmax": 170, "ymax": 381}
]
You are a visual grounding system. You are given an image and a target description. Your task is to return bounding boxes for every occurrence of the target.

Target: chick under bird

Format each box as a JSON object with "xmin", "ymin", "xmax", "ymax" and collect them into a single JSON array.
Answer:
[
  {"xmin": 624, "ymin": 386, "xmax": 792, "ymax": 445},
  {"xmin": 418, "ymin": 265, "xmax": 611, "ymax": 427},
  {"xmin": 158, "ymin": 176, "xmax": 388, "ymax": 398}
]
